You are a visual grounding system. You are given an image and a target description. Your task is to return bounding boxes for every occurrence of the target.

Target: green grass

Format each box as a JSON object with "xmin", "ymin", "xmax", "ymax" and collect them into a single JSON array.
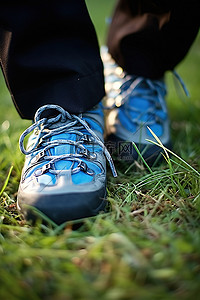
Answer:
[{"xmin": 0, "ymin": 1, "xmax": 200, "ymax": 299}]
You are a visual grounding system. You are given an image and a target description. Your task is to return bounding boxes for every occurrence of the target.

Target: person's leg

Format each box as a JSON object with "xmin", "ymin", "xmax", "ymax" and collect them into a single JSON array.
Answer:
[
  {"xmin": 107, "ymin": 0, "xmax": 200, "ymax": 78},
  {"xmin": 0, "ymin": 0, "xmax": 105, "ymax": 119},
  {"xmin": 0, "ymin": 0, "xmax": 116, "ymax": 224},
  {"xmin": 104, "ymin": 0, "xmax": 200, "ymax": 163}
]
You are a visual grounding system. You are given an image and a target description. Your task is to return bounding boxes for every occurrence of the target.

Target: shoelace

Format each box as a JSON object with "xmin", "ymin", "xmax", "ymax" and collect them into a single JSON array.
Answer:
[
  {"xmin": 104, "ymin": 68, "xmax": 168, "ymax": 126},
  {"xmin": 19, "ymin": 104, "xmax": 117, "ymax": 178},
  {"xmin": 115, "ymin": 76, "xmax": 167, "ymax": 126}
]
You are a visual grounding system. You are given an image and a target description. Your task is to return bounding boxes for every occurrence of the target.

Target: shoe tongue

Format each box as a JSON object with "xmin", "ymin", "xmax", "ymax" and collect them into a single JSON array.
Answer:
[
  {"xmin": 128, "ymin": 84, "xmax": 157, "ymax": 122},
  {"xmin": 49, "ymin": 131, "xmax": 77, "ymax": 171},
  {"xmin": 44, "ymin": 116, "xmax": 96, "ymax": 172},
  {"xmin": 47, "ymin": 119, "xmax": 71, "ymax": 130},
  {"xmin": 50, "ymin": 132, "xmax": 77, "ymax": 155},
  {"xmin": 128, "ymin": 79, "xmax": 158, "ymax": 109},
  {"xmin": 43, "ymin": 117, "xmax": 77, "ymax": 156},
  {"xmin": 129, "ymin": 93, "xmax": 152, "ymax": 111}
]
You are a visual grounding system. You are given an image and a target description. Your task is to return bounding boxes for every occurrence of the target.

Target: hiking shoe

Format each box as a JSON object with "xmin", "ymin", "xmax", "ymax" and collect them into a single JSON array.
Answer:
[
  {"xmin": 102, "ymin": 47, "xmax": 171, "ymax": 164},
  {"xmin": 17, "ymin": 104, "xmax": 117, "ymax": 224}
]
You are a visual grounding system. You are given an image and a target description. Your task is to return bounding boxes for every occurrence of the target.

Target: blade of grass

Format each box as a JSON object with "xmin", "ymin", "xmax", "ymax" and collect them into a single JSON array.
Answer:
[
  {"xmin": 0, "ymin": 165, "xmax": 13, "ymax": 197},
  {"xmin": 132, "ymin": 142, "xmax": 153, "ymax": 174},
  {"xmin": 146, "ymin": 139, "xmax": 200, "ymax": 177},
  {"xmin": 147, "ymin": 126, "xmax": 170, "ymax": 162},
  {"xmin": 146, "ymin": 126, "xmax": 199, "ymax": 193}
]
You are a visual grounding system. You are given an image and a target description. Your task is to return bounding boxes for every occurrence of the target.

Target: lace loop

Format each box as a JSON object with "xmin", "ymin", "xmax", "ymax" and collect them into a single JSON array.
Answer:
[
  {"xmin": 19, "ymin": 118, "xmax": 46, "ymax": 155},
  {"xmin": 173, "ymin": 70, "xmax": 190, "ymax": 98}
]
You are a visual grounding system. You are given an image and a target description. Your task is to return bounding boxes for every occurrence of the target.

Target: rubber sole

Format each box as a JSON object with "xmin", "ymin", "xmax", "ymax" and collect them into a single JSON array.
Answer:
[{"xmin": 17, "ymin": 186, "xmax": 107, "ymax": 225}]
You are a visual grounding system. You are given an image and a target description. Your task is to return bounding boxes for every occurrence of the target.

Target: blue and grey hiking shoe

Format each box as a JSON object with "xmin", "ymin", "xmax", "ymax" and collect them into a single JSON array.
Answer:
[
  {"xmin": 102, "ymin": 47, "xmax": 171, "ymax": 164},
  {"xmin": 17, "ymin": 104, "xmax": 117, "ymax": 224}
]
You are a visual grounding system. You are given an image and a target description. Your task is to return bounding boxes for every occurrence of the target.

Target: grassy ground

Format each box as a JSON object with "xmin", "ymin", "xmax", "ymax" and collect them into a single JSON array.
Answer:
[{"xmin": 0, "ymin": 1, "xmax": 200, "ymax": 299}]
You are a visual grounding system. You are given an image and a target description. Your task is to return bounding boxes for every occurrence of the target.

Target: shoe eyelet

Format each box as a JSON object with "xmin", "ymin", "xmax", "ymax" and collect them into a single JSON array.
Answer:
[
  {"xmin": 31, "ymin": 150, "xmax": 46, "ymax": 164},
  {"xmin": 155, "ymin": 116, "xmax": 162, "ymax": 124},
  {"xmin": 36, "ymin": 150, "xmax": 45, "ymax": 161},
  {"xmin": 34, "ymin": 162, "xmax": 53, "ymax": 177},
  {"xmin": 78, "ymin": 161, "xmax": 88, "ymax": 173},
  {"xmin": 34, "ymin": 168, "xmax": 43, "ymax": 177},
  {"xmin": 78, "ymin": 161, "xmax": 94, "ymax": 176},
  {"xmin": 34, "ymin": 129, "xmax": 39, "ymax": 135},
  {"xmin": 80, "ymin": 134, "xmax": 94, "ymax": 144},
  {"xmin": 79, "ymin": 148, "xmax": 90, "ymax": 158},
  {"xmin": 87, "ymin": 168, "xmax": 94, "ymax": 176},
  {"xmin": 90, "ymin": 152, "xmax": 97, "ymax": 159},
  {"xmin": 42, "ymin": 163, "xmax": 52, "ymax": 173}
]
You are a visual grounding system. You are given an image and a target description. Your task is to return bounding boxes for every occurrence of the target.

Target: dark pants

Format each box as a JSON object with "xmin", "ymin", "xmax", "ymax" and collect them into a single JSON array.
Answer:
[
  {"xmin": 0, "ymin": 0, "xmax": 199, "ymax": 120},
  {"xmin": 107, "ymin": 0, "xmax": 200, "ymax": 78}
]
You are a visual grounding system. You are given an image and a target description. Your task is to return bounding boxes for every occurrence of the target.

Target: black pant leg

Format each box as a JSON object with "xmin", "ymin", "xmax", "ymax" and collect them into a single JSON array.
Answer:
[
  {"xmin": 0, "ymin": 0, "xmax": 104, "ymax": 119},
  {"xmin": 108, "ymin": 0, "xmax": 200, "ymax": 78}
]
